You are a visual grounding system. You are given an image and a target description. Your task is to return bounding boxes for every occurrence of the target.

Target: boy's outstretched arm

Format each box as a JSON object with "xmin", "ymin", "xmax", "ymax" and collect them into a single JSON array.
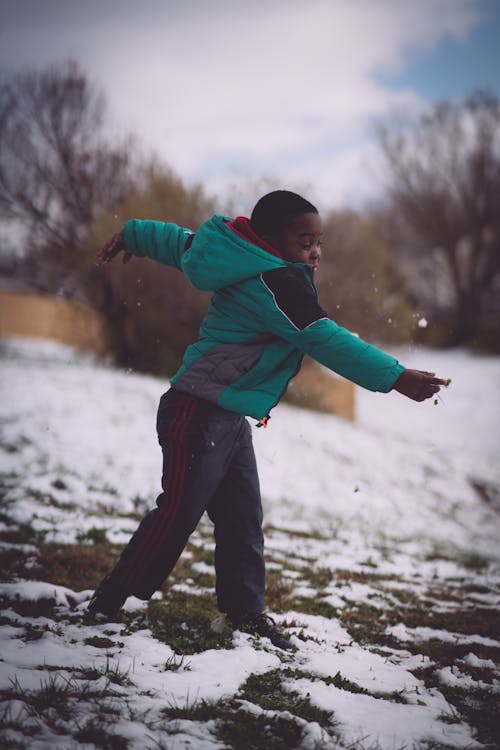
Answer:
[
  {"xmin": 251, "ymin": 266, "xmax": 448, "ymax": 399},
  {"xmin": 392, "ymin": 369, "xmax": 446, "ymax": 402},
  {"xmin": 96, "ymin": 221, "xmax": 193, "ymax": 270}
]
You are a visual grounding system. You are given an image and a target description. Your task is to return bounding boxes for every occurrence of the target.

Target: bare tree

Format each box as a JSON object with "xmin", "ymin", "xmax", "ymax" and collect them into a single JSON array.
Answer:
[
  {"xmin": 0, "ymin": 60, "xmax": 130, "ymax": 288},
  {"xmin": 315, "ymin": 209, "xmax": 414, "ymax": 343},
  {"xmin": 87, "ymin": 159, "xmax": 216, "ymax": 374},
  {"xmin": 378, "ymin": 90, "xmax": 500, "ymax": 344}
]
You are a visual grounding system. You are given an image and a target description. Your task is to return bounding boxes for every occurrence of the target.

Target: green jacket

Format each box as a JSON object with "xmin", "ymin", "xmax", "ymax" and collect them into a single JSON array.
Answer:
[{"xmin": 122, "ymin": 215, "xmax": 405, "ymax": 420}]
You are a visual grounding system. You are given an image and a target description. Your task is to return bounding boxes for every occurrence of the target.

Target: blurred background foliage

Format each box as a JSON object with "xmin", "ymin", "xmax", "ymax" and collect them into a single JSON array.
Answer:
[{"xmin": 1, "ymin": 61, "xmax": 499, "ymax": 377}]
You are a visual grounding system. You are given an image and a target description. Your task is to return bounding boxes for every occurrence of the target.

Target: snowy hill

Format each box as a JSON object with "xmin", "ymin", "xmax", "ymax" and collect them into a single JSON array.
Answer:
[{"xmin": 1, "ymin": 338, "xmax": 499, "ymax": 750}]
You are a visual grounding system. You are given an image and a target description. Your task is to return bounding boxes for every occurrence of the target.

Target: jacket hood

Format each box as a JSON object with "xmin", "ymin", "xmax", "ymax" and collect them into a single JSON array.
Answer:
[{"xmin": 181, "ymin": 215, "xmax": 288, "ymax": 291}]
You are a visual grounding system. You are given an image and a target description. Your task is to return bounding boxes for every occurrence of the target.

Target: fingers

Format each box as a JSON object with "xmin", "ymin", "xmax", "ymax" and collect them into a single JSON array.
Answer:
[
  {"xmin": 95, "ymin": 233, "xmax": 126, "ymax": 267},
  {"xmin": 394, "ymin": 368, "xmax": 450, "ymax": 403},
  {"xmin": 418, "ymin": 379, "xmax": 445, "ymax": 401},
  {"xmin": 96, "ymin": 250, "xmax": 110, "ymax": 267},
  {"xmin": 419, "ymin": 386, "xmax": 441, "ymax": 401}
]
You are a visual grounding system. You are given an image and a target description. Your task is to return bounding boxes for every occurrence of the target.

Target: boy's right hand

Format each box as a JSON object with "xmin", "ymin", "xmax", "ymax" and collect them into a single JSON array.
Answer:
[
  {"xmin": 392, "ymin": 369, "xmax": 447, "ymax": 402},
  {"xmin": 96, "ymin": 233, "xmax": 132, "ymax": 267}
]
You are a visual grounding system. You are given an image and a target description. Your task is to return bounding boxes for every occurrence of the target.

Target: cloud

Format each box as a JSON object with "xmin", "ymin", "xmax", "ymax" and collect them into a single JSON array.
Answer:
[{"xmin": 0, "ymin": 0, "xmax": 486, "ymax": 207}]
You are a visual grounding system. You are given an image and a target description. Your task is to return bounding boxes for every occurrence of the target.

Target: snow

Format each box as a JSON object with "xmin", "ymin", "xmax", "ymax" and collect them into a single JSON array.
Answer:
[
  {"xmin": 386, "ymin": 623, "xmax": 500, "ymax": 648},
  {"xmin": 290, "ymin": 678, "xmax": 482, "ymax": 749},
  {"xmin": 1, "ymin": 336, "xmax": 499, "ymax": 750}
]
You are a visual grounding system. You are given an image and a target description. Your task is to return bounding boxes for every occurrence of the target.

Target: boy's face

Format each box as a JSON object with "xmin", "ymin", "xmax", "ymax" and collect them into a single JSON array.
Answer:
[{"xmin": 274, "ymin": 212, "xmax": 323, "ymax": 272}]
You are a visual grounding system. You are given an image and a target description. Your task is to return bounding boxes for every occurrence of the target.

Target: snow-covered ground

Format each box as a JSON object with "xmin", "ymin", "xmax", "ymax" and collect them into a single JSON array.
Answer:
[{"xmin": 1, "ymin": 337, "xmax": 499, "ymax": 750}]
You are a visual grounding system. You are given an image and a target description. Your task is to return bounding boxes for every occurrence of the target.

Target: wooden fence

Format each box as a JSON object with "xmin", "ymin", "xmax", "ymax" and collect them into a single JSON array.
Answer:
[{"xmin": 0, "ymin": 288, "xmax": 113, "ymax": 356}]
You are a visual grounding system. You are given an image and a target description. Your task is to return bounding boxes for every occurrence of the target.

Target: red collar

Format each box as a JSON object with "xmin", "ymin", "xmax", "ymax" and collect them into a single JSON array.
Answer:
[{"xmin": 227, "ymin": 216, "xmax": 283, "ymax": 258}]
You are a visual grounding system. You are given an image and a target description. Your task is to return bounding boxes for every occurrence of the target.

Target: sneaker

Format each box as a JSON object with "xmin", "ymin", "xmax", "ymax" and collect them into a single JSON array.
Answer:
[
  {"xmin": 86, "ymin": 577, "xmax": 127, "ymax": 623},
  {"xmin": 231, "ymin": 612, "xmax": 294, "ymax": 651}
]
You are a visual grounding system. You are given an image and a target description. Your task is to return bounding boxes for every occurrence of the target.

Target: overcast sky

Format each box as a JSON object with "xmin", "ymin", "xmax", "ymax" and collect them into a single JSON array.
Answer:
[{"xmin": 1, "ymin": 0, "xmax": 499, "ymax": 212}]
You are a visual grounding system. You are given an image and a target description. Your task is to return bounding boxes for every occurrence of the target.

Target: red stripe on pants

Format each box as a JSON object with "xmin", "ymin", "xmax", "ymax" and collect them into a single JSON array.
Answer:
[{"xmin": 125, "ymin": 394, "xmax": 197, "ymax": 590}]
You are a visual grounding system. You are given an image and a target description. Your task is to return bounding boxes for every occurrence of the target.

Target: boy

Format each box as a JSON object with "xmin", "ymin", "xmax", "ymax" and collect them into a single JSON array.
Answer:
[{"xmin": 89, "ymin": 190, "xmax": 445, "ymax": 649}]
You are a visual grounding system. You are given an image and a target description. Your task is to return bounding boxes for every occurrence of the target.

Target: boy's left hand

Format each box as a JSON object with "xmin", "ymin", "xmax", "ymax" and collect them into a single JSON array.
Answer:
[{"xmin": 392, "ymin": 369, "xmax": 447, "ymax": 402}]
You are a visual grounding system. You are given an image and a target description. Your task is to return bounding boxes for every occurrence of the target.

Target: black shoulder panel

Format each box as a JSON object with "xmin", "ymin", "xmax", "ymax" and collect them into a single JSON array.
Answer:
[{"xmin": 261, "ymin": 267, "xmax": 328, "ymax": 330}]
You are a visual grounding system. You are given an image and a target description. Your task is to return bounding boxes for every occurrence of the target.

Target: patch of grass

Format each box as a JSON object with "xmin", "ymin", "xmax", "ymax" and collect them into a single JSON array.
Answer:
[
  {"xmin": 278, "ymin": 617, "xmax": 324, "ymax": 645},
  {"xmin": 35, "ymin": 664, "xmax": 70, "ymax": 673},
  {"xmin": 22, "ymin": 621, "xmax": 62, "ymax": 641},
  {"xmin": 0, "ymin": 614, "xmax": 23, "ymax": 630},
  {"xmin": 130, "ymin": 494, "xmax": 150, "ymax": 518},
  {"xmin": 280, "ymin": 666, "xmax": 368, "ymax": 695},
  {"xmin": 76, "ymin": 527, "xmax": 109, "ymax": 546},
  {"xmin": 162, "ymin": 697, "xmax": 218, "ymax": 722},
  {"xmin": 339, "ymin": 591, "xmax": 500, "ymax": 658},
  {"xmin": 32, "ymin": 542, "xmax": 122, "ymax": 590},
  {"xmin": 401, "ymin": 606, "xmax": 500, "ymax": 640},
  {"xmin": 415, "ymin": 669, "xmax": 500, "ymax": 747},
  {"xmin": 1, "ymin": 673, "xmax": 129, "ymax": 749},
  {"xmin": 5, "ymin": 672, "xmax": 124, "ymax": 707},
  {"xmin": 438, "ymin": 708, "xmax": 462, "ymax": 724},
  {"xmin": 0, "ymin": 596, "xmax": 60, "ymax": 620},
  {"xmin": 75, "ymin": 661, "xmax": 132, "ymax": 686},
  {"xmin": 0, "ymin": 546, "xmax": 35, "ymax": 583},
  {"xmin": 333, "ymin": 568, "xmax": 401, "ymax": 584},
  {"xmin": 217, "ymin": 706, "xmax": 306, "ymax": 750},
  {"xmin": 148, "ymin": 590, "xmax": 234, "ymax": 654},
  {"xmin": 264, "ymin": 569, "xmax": 295, "ymax": 612},
  {"xmin": 339, "ymin": 601, "xmax": 385, "ymax": 645},
  {"xmin": 264, "ymin": 523, "xmax": 330, "ymax": 541},
  {"xmin": 51, "ymin": 478, "xmax": 67, "ymax": 490},
  {"xmin": 238, "ymin": 669, "xmax": 336, "ymax": 729},
  {"xmin": 88, "ymin": 483, "xmax": 119, "ymax": 496},
  {"xmin": 161, "ymin": 697, "xmax": 310, "ymax": 750},
  {"xmin": 461, "ymin": 583, "xmax": 494, "ymax": 596},
  {"xmin": 425, "ymin": 548, "xmax": 491, "ymax": 572},
  {"xmin": 291, "ymin": 594, "xmax": 339, "ymax": 619},
  {"xmin": 190, "ymin": 570, "xmax": 216, "ymax": 588},
  {"xmin": 163, "ymin": 654, "xmax": 191, "ymax": 672},
  {"xmin": 22, "ymin": 676, "xmax": 75, "ymax": 723},
  {"xmin": 460, "ymin": 664, "xmax": 497, "ymax": 685},
  {"xmin": 84, "ymin": 635, "xmax": 124, "ymax": 650},
  {"xmin": 0, "ymin": 517, "xmax": 47, "ymax": 546},
  {"xmin": 301, "ymin": 565, "xmax": 333, "ymax": 590},
  {"xmin": 326, "ymin": 671, "xmax": 368, "ymax": 694},
  {"xmin": 0, "ymin": 512, "xmax": 122, "ymax": 592},
  {"xmin": 74, "ymin": 720, "xmax": 129, "ymax": 750},
  {"xmin": 50, "ymin": 498, "xmax": 79, "ymax": 512},
  {"xmin": 0, "ymin": 701, "xmax": 38, "ymax": 744},
  {"xmin": 409, "ymin": 639, "xmax": 500, "ymax": 665},
  {"xmin": 170, "ymin": 557, "xmax": 216, "ymax": 589},
  {"xmin": 380, "ymin": 586, "xmax": 428, "ymax": 608},
  {"xmin": 185, "ymin": 540, "xmax": 214, "ymax": 567}
]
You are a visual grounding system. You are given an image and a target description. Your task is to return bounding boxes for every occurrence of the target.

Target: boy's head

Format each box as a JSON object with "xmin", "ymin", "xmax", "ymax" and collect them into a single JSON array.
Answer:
[{"xmin": 250, "ymin": 190, "xmax": 323, "ymax": 271}]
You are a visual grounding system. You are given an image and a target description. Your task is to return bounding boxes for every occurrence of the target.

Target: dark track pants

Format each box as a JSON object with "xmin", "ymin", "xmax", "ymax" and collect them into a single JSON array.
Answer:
[{"xmin": 106, "ymin": 389, "xmax": 265, "ymax": 617}]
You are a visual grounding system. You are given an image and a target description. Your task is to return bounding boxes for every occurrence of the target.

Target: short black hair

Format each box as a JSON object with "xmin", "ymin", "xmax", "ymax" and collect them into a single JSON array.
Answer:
[{"xmin": 250, "ymin": 190, "xmax": 318, "ymax": 239}]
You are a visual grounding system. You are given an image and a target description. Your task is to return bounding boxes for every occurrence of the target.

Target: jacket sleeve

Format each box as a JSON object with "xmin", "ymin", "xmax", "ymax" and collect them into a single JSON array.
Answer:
[
  {"xmin": 257, "ymin": 267, "xmax": 404, "ymax": 392},
  {"xmin": 121, "ymin": 219, "xmax": 194, "ymax": 271}
]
